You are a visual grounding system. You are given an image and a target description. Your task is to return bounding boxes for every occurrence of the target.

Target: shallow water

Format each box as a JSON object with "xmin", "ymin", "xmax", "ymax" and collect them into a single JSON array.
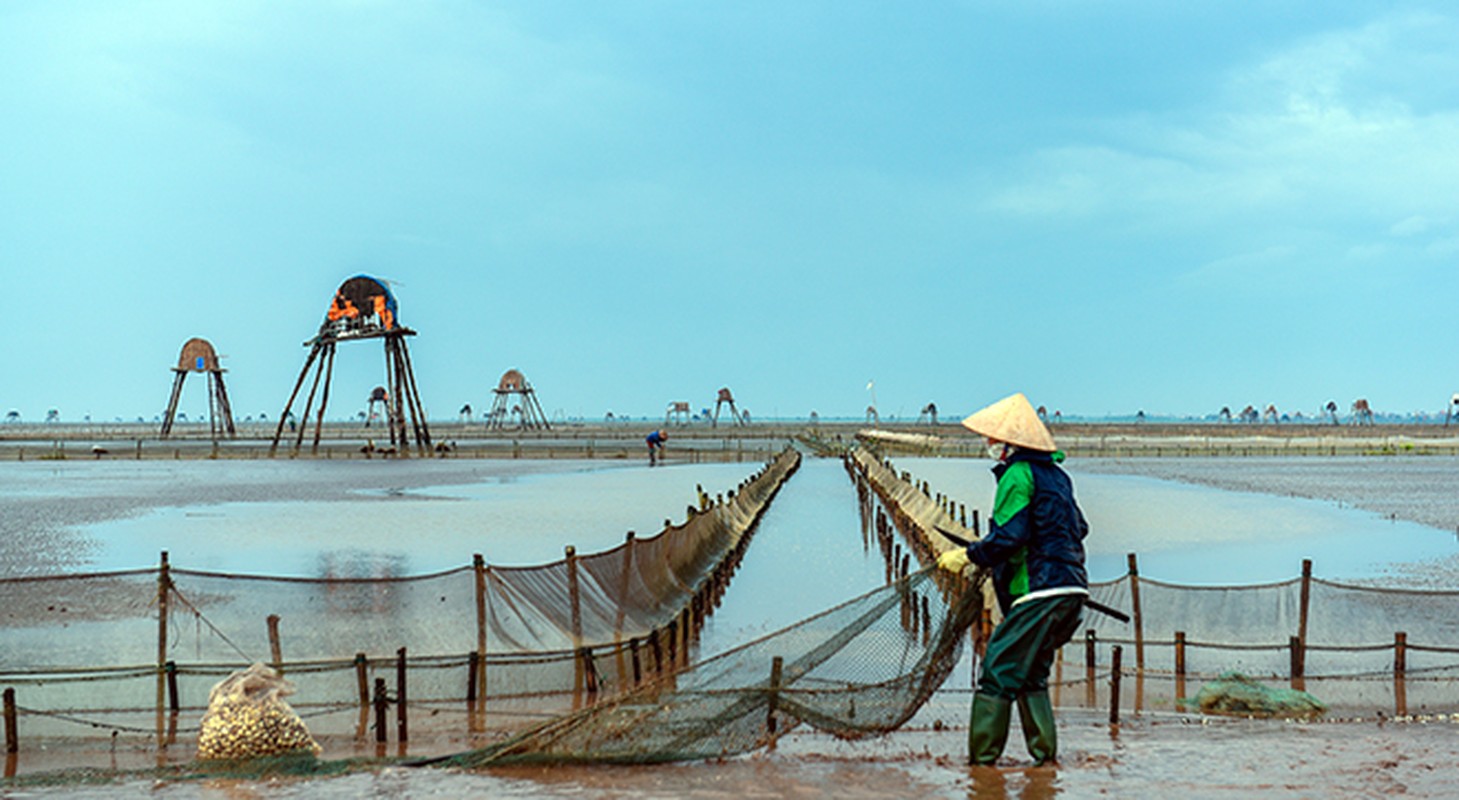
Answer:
[
  {"xmin": 9, "ymin": 454, "xmax": 1459, "ymax": 797},
  {"xmin": 882, "ymin": 457, "xmax": 1459, "ymax": 585}
]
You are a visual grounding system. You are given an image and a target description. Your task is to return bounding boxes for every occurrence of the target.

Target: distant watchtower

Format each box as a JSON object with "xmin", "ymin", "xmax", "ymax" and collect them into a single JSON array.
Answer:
[
  {"xmin": 271, "ymin": 275, "xmax": 431, "ymax": 456},
  {"xmin": 160, "ymin": 337, "xmax": 236, "ymax": 441},
  {"xmin": 712, "ymin": 387, "xmax": 744, "ymax": 427},
  {"xmin": 487, "ymin": 369, "xmax": 551, "ymax": 430}
]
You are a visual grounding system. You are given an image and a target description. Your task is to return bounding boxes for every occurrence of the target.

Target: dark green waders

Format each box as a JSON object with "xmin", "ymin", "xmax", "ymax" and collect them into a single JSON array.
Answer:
[{"xmin": 969, "ymin": 594, "xmax": 1084, "ymax": 765}]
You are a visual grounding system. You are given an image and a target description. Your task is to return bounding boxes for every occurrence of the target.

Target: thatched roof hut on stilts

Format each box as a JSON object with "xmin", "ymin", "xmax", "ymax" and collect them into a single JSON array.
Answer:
[
  {"xmin": 270, "ymin": 275, "xmax": 432, "ymax": 457},
  {"xmin": 486, "ymin": 369, "xmax": 550, "ymax": 430},
  {"xmin": 160, "ymin": 337, "xmax": 236, "ymax": 442}
]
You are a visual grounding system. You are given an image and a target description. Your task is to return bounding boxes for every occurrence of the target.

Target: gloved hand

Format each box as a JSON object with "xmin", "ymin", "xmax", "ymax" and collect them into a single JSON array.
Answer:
[{"xmin": 937, "ymin": 548, "xmax": 970, "ymax": 573}]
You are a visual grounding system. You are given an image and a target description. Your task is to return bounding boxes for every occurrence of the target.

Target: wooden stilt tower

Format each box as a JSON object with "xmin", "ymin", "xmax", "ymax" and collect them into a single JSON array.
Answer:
[
  {"xmin": 712, "ymin": 387, "xmax": 744, "ymax": 427},
  {"xmin": 160, "ymin": 337, "xmax": 236, "ymax": 442},
  {"xmin": 487, "ymin": 369, "xmax": 551, "ymax": 430},
  {"xmin": 270, "ymin": 275, "xmax": 431, "ymax": 457},
  {"xmin": 365, "ymin": 386, "xmax": 392, "ymax": 429}
]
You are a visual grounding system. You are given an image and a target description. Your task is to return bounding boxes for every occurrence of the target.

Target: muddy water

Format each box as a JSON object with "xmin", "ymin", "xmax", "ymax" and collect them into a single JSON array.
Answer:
[{"xmin": 8, "ymin": 455, "xmax": 1459, "ymax": 797}]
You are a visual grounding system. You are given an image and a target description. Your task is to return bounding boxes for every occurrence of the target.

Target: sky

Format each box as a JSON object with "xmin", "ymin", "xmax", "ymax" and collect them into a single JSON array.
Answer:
[{"xmin": 2, "ymin": 1, "xmax": 1457, "ymax": 424}]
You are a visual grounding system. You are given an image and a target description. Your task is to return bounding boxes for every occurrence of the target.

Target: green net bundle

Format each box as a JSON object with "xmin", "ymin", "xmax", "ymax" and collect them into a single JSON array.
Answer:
[{"xmin": 1192, "ymin": 672, "xmax": 1327, "ymax": 719}]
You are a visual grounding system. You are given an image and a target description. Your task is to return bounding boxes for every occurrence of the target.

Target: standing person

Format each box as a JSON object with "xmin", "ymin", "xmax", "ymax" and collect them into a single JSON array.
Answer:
[
  {"xmin": 937, "ymin": 392, "xmax": 1088, "ymax": 766},
  {"xmin": 646, "ymin": 429, "xmax": 668, "ymax": 466}
]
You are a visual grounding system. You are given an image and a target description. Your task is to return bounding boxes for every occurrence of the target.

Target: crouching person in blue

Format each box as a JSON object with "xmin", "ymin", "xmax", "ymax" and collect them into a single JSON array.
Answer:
[{"xmin": 937, "ymin": 392, "xmax": 1088, "ymax": 766}]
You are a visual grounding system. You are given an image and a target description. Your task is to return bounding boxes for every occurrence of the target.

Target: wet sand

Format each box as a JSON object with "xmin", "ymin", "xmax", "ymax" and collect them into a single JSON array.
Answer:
[{"xmin": 12, "ymin": 701, "xmax": 1459, "ymax": 798}]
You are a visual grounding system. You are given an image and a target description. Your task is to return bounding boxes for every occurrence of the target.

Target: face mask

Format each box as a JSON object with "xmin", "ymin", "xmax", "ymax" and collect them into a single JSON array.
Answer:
[{"xmin": 986, "ymin": 442, "xmax": 1007, "ymax": 460}]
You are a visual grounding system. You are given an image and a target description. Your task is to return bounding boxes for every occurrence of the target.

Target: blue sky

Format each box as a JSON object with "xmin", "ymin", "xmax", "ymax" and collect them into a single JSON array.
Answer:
[{"xmin": 2, "ymin": 2, "xmax": 1456, "ymax": 423}]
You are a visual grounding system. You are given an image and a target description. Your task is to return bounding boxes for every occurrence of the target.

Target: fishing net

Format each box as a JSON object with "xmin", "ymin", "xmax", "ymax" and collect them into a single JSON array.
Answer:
[
  {"xmin": 1193, "ymin": 672, "xmax": 1327, "ymax": 719},
  {"xmin": 437, "ymin": 567, "xmax": 982, "ymax": 766}
]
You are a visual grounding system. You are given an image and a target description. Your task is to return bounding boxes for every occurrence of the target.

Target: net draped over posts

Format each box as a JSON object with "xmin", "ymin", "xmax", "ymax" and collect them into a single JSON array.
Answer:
[
  {"xmin": 849, "ymin": 449, "xmax": 1459, "ymax": 717},
  {"xmin": 0, "ymin": 449, "xmax": 802, "ymax": 743}
]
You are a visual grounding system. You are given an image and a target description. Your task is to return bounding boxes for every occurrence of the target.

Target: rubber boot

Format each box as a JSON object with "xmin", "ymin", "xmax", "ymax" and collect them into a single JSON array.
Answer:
[
  {"xmin": 1016, "ymin": 691, "xmax": 1058, "ymax": 765},
  {"xmin": 969, "ymin": 692, "xmax": 1013, "ymax": 765}
]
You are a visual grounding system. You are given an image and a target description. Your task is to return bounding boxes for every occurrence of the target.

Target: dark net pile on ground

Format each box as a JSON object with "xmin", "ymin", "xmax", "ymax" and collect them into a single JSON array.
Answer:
[
  {"xmin": 0, "ymin": 449, "xmax": 801, "ymax": 742},
  {"xmin": 436, "ymin": 567, "xmax": 982, "ymax": 767}
]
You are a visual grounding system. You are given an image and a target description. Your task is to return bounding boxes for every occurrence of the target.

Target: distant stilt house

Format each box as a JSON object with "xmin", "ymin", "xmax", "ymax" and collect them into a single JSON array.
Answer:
[
  {"xmin": 487, "ymin": 369, "xmax": 550, "ymax": 430},
  {"xmin": 365, "ymin": 386, "xmax": 391, "ymax": 428},
  {"xmin": 270, "ymin": 275, "xmax": 431, "ymax": 456},
  {"xmin": 712, "ymin": 387, "xmax": 744, "ymax": 427},
  {"xmin": 160, "ymin": 337, "xmax": 236, "ymax": 442}
]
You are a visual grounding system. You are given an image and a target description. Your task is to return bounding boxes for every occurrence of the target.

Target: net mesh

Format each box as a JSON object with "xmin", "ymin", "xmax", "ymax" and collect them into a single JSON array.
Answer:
[
  {"xmin": 854, "ymin": 450, "xmax": 1459, "ymax": 716},
  {"xmin": 437, "ymin": 567, "xmax": 981, "ymax": 766},
  {"xmin": 0, "ymin": 450, "xmax": 802, "ymax": 741}
]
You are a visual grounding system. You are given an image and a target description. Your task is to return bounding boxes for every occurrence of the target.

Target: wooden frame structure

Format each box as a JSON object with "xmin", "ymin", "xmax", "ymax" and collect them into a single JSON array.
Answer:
[
  {"xmin": 271, "ymin": 276, "xmax": 431, "ymax": 456},
  {"xmin": 712, "ymin": 387, "xmax": 744, "ymax": 427},
  {"xmin": 160, "ymin": 337, "xmax": 235, "ymax": 442},
  {"xmin": 487, "ymin": 369, "xmax": 550, "ymax": 430}
]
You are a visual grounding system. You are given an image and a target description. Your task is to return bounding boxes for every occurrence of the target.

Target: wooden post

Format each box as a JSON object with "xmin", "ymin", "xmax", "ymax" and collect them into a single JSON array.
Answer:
[
  {"xmin": 1109, "ymin": 645, "xmax": 1123, "ymax": 725},
  {"xmin": 3, "ymin": 688, "xmax": 16, "ymax": 754},
  {"xmin": 466, "ymin": 651, "xmax": 479, "ymax": 707},
  {"xmin": 630, "ymin": 638, "xmax": 642, "ymax": 686},
  {"xmin": 373, "ymin": 678, "xmax": 388, "ymax": 744},
  {"xmin": 1395, "ymin": 631, "xmax": 1408, "ymax": 717},
  {"xmin": 396, "ymin": 647, "xmax": 408, "ymax": 744},
  {"xmin": 354, "ymin": 653, "xmax": 369, "ymax": 711},
  {"xmin": 473, "ymin": 554, "xmax": 487, "ymax": 712},
  {"xmin": 1289, "ymin": 636, "xmax": 1305, "ymax": 691},
  {"xmin": 267, "ymin": 614, "xmax": 283, "ymax": 671},
  {"xmin": 1174, "ymin": 632, "xmax": 1187, "ymax": 712},
  {"xmin": 1298, "ymin": 558, "xmax": 1312, "ymax": 663},
  {"xmin": 580, "ymin": 647, "xmax": 599, "ymax": 698},
  {"xmin": 165, "ymin": 661, "xmax": 179, "ymax": 714},
  {"xmin": 766, "ymin": 656, "xmax": 784, "ymax": 735},
  {"xmin": 156, "ymin": 551, "xmax": 170, "ymax": 749},
  {"xmin": 565, "ymin": 545, "xmax": 584, "ymax": 702},
  {"xmin": 1127, "ymin": 553, "xmax": 1144, "ymax": 674},
  {"xmin": 1085, "ymin": 630, "xmax": 1097, "ymax": 707}
]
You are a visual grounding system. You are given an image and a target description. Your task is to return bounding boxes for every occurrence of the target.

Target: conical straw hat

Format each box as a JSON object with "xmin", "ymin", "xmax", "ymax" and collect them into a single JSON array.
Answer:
[{"xmin": 961, "ymin": 392, "xmax": 1056, "ymax": 452}]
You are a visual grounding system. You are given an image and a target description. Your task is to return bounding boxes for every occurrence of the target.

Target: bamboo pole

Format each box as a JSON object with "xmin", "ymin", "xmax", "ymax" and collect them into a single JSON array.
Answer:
[
  {"xmin": 1085, "ymin": 629, "xmax": 1097, "ymax": 707},
  {"xmin": 1109, "ymin": 645, "xmax": 1123, "ymax": 726},
  {"xmin": 766, "ymin": 656, "xmax": 784, "ymax": 736},
  {"xmin": 1127, "ymin": 553, "xmax": 1144, "ymax": 674},
  {"xmin": 1298, "ymin": 558, "xmax": 1312, "ymax": 665},
  {"xmin": 3, "ymin": 687, "xmax": 16, "ymax": 754},
  {"xmin": 267, "ymin": 614, "xmax": 283, "ymax": 672},
  {"xmin": 1395, "ymin": 631, "xmax": 1408, "ymax": 717},
  {"xmin": 292, "ymin": 342, "xmax": 329, "ymax": 454},
  {"xmin": 396, "ymin": 647, "xmax": 408, "ymax": 744},
  {"xmin": 156, "ymin": 551, "xmax": 170, "ymax": 750},
  {"xmin": 1290, "ymin": 636, "xmax": 1305, "ymax": 691},
  {"xmin": 1175, "ymin": 631, "xmax": 1187, "ymax": 712},
  {"xmin": 473, "ymin": 554, "xmax": 487, "ymax": 714},
  {"xmin": 309, "ymin": 342, "xmax": 336, "ymax": 454},
  {"xmin": 373, "ymin": 678, "xmax": 388, "ymax": 744},
  {"xmin": 270, "ymin": 342, "xmax": 320, "ymax": 456},
  {"xmin": 355, "ymin": 653, "xmax": 369, "ymax": 739}
]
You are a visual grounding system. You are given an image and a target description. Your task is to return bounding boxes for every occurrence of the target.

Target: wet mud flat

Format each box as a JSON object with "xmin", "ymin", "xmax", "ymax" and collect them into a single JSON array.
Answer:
[
  {"xmin": 8, "ymin": 453, "xmax": 1459, "ymax": 796},
  {"xmin": 1080, "ymin": 455, "xmax": 1459, "ymax": 584},
  {"xmin": 11, "ymin": 698, "xmax": 1459, "ymax": 799}
]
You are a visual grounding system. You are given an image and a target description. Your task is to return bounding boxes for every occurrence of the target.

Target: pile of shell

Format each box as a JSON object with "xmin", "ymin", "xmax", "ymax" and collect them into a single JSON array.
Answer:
[{"xmin": 197, "ymin": 663, "xmax": 321, "ymax": 759}]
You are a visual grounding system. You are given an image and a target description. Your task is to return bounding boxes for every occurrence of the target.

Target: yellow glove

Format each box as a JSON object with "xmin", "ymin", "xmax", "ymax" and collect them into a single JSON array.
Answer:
[{"xmin": 937, "ymin": 548, "xmax": 970, "ymax": 573}]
